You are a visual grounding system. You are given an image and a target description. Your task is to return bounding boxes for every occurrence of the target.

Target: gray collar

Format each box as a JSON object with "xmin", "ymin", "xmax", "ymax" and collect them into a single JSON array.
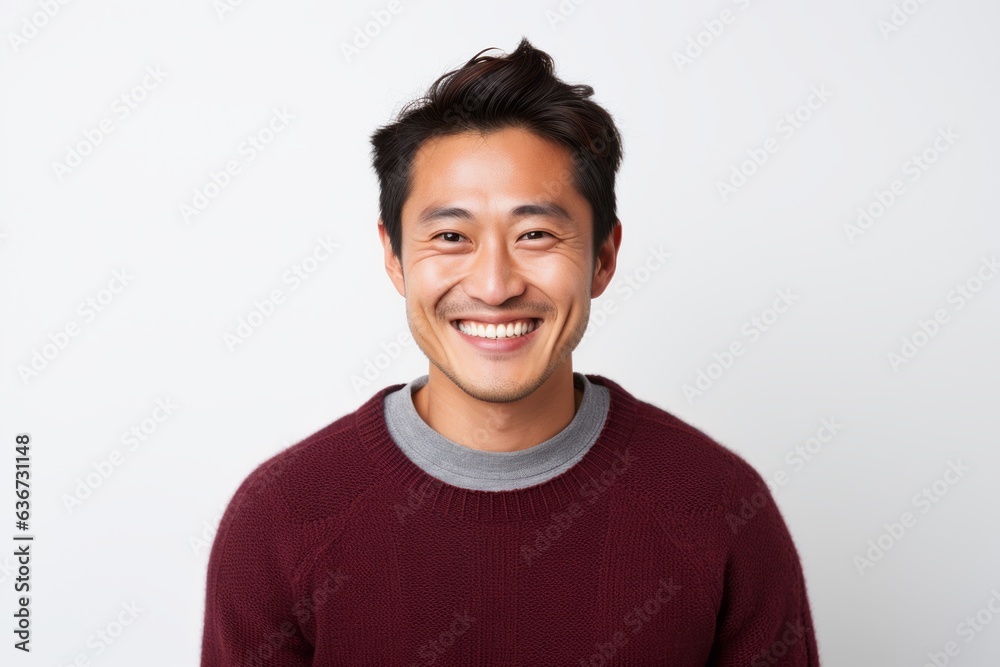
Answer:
[{"xmin": 383, "ymin": 372, "xmax": 610, "ymax": 491}]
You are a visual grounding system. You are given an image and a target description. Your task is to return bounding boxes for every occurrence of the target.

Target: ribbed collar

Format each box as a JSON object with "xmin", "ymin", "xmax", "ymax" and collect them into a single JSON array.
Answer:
[
  {"xmin": 355, "ymin": 373, "xmax": 640, "ymax": 522},
  {"xmin": 381, "ymin": 372, "xmax": 610, "ymax": 491}
]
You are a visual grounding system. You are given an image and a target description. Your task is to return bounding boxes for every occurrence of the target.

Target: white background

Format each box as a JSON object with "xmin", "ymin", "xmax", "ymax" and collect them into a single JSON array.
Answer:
[{"xmin": 2, "ymin": 0, "xmax": 999, "ymax": 664}]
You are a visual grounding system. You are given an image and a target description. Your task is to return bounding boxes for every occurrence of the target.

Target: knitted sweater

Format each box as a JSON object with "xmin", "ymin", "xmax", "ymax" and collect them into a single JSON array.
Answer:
[{"xmin": 200, "ymin": 374, "xmax": 820, "ymax": 665}]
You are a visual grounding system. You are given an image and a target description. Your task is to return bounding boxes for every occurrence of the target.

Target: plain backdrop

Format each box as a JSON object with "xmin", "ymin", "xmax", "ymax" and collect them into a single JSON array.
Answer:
[{"xmin": 2, "ymin": 0, "xmax": 999, "ymax": 664}]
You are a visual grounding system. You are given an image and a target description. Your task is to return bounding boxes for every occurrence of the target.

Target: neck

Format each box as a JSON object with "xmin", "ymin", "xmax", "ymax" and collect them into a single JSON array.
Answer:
[{"xmin": 411, "ymin": 363, "xmax": 582, "ymax": 453}]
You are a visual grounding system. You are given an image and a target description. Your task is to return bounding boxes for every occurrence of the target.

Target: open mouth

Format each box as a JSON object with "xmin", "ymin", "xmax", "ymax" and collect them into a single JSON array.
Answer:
[{"xmin": 451, "ymin": 318, "xmax": 542, "ymax": 340}]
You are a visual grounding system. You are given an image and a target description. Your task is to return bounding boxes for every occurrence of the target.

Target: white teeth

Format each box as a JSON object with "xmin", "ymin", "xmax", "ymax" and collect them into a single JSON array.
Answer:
[{"xmin": 457, "ymin": 319, "xmax": 537, "ymax": 339}]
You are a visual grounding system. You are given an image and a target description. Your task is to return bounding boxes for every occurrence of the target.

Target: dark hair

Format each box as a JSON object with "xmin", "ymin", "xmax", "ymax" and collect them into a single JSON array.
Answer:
[{"xmin": 369, "ymin": 37, "xmax": 624, "ymax": 270}]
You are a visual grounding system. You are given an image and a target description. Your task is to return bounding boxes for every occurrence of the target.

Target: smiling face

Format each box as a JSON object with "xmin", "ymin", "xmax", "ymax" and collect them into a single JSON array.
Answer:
[{"xmin": 378, "ymin": 125, "xmax": 620, "ymax": 404}]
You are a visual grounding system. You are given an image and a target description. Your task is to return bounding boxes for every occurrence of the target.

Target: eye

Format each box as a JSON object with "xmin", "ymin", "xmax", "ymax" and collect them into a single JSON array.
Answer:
[{"xmin": 432, "ymin": 231, "xmax": 552, "ymax": 242}]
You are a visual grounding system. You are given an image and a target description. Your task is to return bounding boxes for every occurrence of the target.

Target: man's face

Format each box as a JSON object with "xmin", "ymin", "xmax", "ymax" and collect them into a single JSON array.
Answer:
[{"xmin": 378, "ymin": 126, "xmax": 620, "ymax": 404}]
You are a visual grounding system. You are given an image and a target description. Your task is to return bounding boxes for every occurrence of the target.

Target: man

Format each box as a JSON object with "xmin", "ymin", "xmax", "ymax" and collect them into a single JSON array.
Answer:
[{"xmin": 201, "ymin": 37, "xmax": 820, "ymax": 665}]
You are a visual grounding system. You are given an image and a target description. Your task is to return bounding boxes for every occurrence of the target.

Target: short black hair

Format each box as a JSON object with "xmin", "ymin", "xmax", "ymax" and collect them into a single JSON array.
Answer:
[{"xmin": 369, "ymin": 37, "xmax": 624, "ymax": 270}]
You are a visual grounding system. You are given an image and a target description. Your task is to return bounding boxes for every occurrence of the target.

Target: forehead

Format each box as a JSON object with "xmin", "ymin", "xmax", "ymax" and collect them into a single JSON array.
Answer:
[{"xmin": 405, "ymin": 127, "xmax": 577, "ymax": 205}]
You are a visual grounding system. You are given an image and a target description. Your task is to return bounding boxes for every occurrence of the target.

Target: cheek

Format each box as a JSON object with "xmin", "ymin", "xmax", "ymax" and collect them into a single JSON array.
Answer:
[
  {"xmin": 421, "ymin": 260, "xmax": 457, "ymax": 287},
  {"xmin": 406, "ymin": 260, "xmax": 456, "ymax": 311},
  {"xmin": 524, "ymin": 255, "xmax": 588, "ymax": 295}
]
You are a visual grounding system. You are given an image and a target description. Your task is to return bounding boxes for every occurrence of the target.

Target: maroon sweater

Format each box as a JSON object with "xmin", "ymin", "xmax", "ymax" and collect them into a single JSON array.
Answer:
[{"xmin": 201, "ymin": 374, "xmax": 820, "ymax": 665}]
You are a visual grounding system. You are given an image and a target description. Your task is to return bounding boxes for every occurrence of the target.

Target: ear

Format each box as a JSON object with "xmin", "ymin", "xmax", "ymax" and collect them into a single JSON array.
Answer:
[
  {"xmin": 591, "ymin": 220, "xmax": 622, "ymax": 298},
  {"xmin": 378, "ymin": 219, "xmax": 406, "ymax": 297}
]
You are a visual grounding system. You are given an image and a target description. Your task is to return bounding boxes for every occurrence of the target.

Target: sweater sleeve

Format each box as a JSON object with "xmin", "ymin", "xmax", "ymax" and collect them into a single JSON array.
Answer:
[
  {"xmin": 707, "ymin": 468, "xmax": 820, "ymax": 666},
  {"xmin": 201, "ymin": 460, "xmax": 313, "ymax": 666}
]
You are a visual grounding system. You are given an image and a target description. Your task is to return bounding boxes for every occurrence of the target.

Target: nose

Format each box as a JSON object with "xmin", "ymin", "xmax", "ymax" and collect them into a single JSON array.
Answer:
[{"xmin": 462, "ymin": 234, "xmax": 526, "ymax": 306}]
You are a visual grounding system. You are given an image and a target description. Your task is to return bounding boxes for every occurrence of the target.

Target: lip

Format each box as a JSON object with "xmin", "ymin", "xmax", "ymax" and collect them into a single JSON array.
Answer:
[
  {"xmin": 450, "ymin": 318, "xmax": 541, "ymax": 353},
  {"xmin": 450, "ymin": 314, "xmax": 542, "ymax": 326}
]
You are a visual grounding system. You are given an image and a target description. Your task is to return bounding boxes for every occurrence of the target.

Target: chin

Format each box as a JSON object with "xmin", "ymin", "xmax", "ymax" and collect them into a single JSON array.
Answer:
[{"xmin": 443, "ymin": 365, "xmax": 550, "ymax": 401}]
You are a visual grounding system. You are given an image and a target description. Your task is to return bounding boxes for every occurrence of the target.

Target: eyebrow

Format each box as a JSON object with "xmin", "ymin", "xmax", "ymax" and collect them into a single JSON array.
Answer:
[{"xmin": 416, "ymin": 202, "xmax": 574, "ymax": 228}]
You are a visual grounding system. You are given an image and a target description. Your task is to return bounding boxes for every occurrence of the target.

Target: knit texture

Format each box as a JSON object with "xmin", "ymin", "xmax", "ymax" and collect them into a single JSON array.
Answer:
[{"xmin": 201, "ymin": 374, "xmax": 820, "ymax": 665}]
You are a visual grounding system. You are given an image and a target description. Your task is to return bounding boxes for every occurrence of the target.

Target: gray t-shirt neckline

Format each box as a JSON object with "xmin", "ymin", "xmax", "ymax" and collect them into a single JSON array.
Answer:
[{"xmin": 382, "ymin": 372, "xmax": 611, "ymax": 492}]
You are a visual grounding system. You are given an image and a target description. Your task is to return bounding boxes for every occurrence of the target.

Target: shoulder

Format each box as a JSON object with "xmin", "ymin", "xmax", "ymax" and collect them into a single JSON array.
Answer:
[
  {"xmin": 223, "ymin": 383, "xmax": 404, "ymax": 531},
  {"xmin": 587, "ymin": 374, "xmax": 767, "ymax": 515},
  {"xmin": 206, "ymin": 386, "xmax": 408, "ymax": 601}
]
